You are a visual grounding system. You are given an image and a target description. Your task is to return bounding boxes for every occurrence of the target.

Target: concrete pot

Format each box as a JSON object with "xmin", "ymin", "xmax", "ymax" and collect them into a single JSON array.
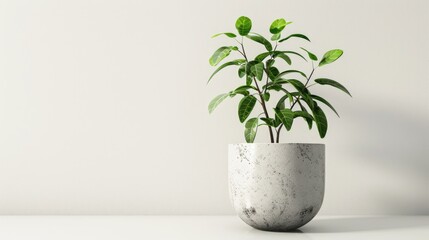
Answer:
[{"xmin": 228, "ymin": 143, "xmax": 325, "ymax": 231}]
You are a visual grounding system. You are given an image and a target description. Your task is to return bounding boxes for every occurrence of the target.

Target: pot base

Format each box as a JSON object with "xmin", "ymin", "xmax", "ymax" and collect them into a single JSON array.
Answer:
[{"xmin": 229, "ymin": 143, "xmax": 325, "ymax": 231}]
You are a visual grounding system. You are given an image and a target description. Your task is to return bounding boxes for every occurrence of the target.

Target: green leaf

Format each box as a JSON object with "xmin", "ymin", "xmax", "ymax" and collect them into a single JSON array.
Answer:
[
  {"xmin": 283, "ymin": 51, "xmax": 307, "ymax": 61},
  {"xmin": 211, "ymin": 32, "xmax": 237, "ymax": 38},
  {"xmin": 251, "ymin": 62, "xmax": 264, "ymax": 80},
  {"xmin": 255, "ymin": 50, "xmax": 306, "ymax": 62},
  {"xmin": 319, "ymin": 49, "xmax": 343, "ymax": 67},
  {"xmin": 293, "ymin": 111, "xmax": 314, "ymax": 121},
  {"xmin": 244, "ymin": 118, "xmax": 258, "ymax": 143},
  {"xmin": 262, "ymin": 92, "xmax": 270, "ymax": 101},
  {"xmin": 271, "ymin": 33, "xmax": 281, "ymax": 41},
  {"xmin": 270, "ymin": 18, "xmax": 290, "ymax": 34},
  {"xmin": 230, "ymin": 86, "xmax": 254, "ymax": 97},
  {"xmin": 266, "ymin": 59, "xmax": 275, "ymax": 68},
  {"xmin": 208, "ymin": 59, "xmax": 246, "ymax": 83},
  {"xmin": 283, "ymin": 79, "xmax": 306, "ymax": 93},
  {"xmin": 234, "ymin": 85, "xmax": 257, "ymax": 92},
  {"xmin": 286, "ymin": 79, "xmax": 306, "ymax": 93},
  {"xmin": 238, "ymin": 65, "xmax": 246, "ymax": 78},
  {"xmin": 313, "ymin": 105, "xmax": 328, "ymax": 138},
  {"xmin": 235, "ymin": 16, "xmax": 252, "ymax": 36},
  {"xmin": 245, "ymin": 61, "xmax": 257, "ymax": 77},
  {"xmin": 255, "ymin": 52, "xmax": 271, "ymax": 62},
  {"xmin": 276, "ymin": 93, "xmax": 293, "ymax": 110},
  {"xmin": 276, "ymin": 70, "xmax": 307, "ymax": 80},
  {"xmin": 273, "ymin": 52, "xmax": 291, "ymax": 65},
  {"xmin": 269, "ymin": 79, "xmax": 315, "ymax": 109},
  {"xmin": 288, "ymin": 93, "xmax": 294, "ymax": 103},
  {"xmin": 229, "ymin": 90, "xmax": 248, "ymax": 97},
  {"xmin": 208, "ymin": 93, "xmax": 229, "ymax": 113},
  {"xmin": 300, "ymin": 93, "xmax": 315, "ymax": 110},
  {"xmin": 300, "ymin": 47, "xmax": 318, "ymax": 61},
  {"xmin": 311, "ymin": 95, "xmax": 340, "ymax": 117},
  {"xmin": 279, "ymin": 33, "xmax": 310, "ymax": 42},
  {"xmin": 314, "ymin": 78, "xmax": 352, "ymax": 96},
  {"xmin": 267, "ymin": 66, "xmax": 280, "ymax": 80},
  {"xmin": 260, "ymin": 117, "xmax": 278, "ymax": 127},
  {"xmin": 266, "ymin": 84, "xmax": 282, "ymax": 91},
  {"xmin": 238, "ymin": 95, "xmax": 257, "ymax": 123},
  {"xmin": 246, "ymin": 33, "xmax": 272, "ymax": 51},
  {"xmin": 274, "ymin": 108, "xmax": 294, "ymax": 130},
  {"xmin": 297, "ymin": 102, "xmax": 313, "ymax": 129},
  {"xmin": 209, "ymin": 46, "xmax": 236, "ymax": 66},
  {"xmin": 246, "ymin": 75, "xmax": 253, "ymax": 85}
]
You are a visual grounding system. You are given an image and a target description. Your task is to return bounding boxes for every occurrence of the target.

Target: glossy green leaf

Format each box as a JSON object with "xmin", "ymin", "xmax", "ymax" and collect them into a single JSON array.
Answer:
[
  {"xmin": 208, "ymin": 93, "xmax": 229, "ymax": 113},
  {"xmin": 255, "ymin": 52, "xmax": 271, "ymax": 62},
  {"xmin": 270, "ymin": 18, "xmax": 290, "ymax": 34},
  {"xmin": 273, "ymin": 52, "xmax": 291, "ymax": 65},
  {"xmin": 276, "ymin": 93, "xmax": 293, "ymax": 110},
  {"xmin": 245, "ymin": 60, "xmax": 257, "ymax": 76},
  {"xmin": 265, "ymin": 84, "xmax": 282, "ymax": 91},
  {"xmin": 319, "ymin": 49, "xmax": 343, "ymax": 67},
  {"xmin": 266, "ymin": 59, "xmax": 275, "ymax": 68},
  {"xmin": 288, "ymin": 93, "xmax": 294, "ymax": 103},
  {"xmin": 246, "ymin": 33, "xmax": 273, "ymax": 51},
  {"xmin": 235, "ymin": 16, "xmax": 252, "ymax": 36},
  {"xmin": 235, "ymin": 85, "xmax": 257, "ymax": 92},
  {"xmin": 238, "ymin": 95, "xmax": 257, "ymax": 123},
  {"xmin": 293, "ymin": 111, "xmax": 314, "ymax": 121},
  {"xmin": 274, "ymin": 108, "xmax": 294, "ymax": 130},
  {"xmin": 209, "ymin": 46, "xmax": 236, "ymax": 66},
  {"xmin": 276, "ymin": 70, "xmax": 307, "ymax": 80},
  {"xmin": 211, "ymin": 32, "xmax": 237, "ymax": 38},
  {"xmin": 244, "ymin": 118, "xmax": 258, "ymax": 143},
  {"xmin": 267, "ymin": 66, "xmax": 280, "ymax": 80},
  {"xmin": 297, "ymin": 102, "xmax": 313, "ymax": 129},
  {"xmin": 251, "ymin": 62, "xmax": 264, "ymax": 80},
  {"xmin": 283, "ymin": 51, "xmax": 307, "ymax": 61},
  {"xmin": 262, "ymin": 92, "xmax": 270, "ymax": 101},
  {"xmin": 238, "ymin": 64, "xmax": 246, "ymax": 78},
  {"xmin": 284, "ymin": 79, "xmax": 306, "ymax": 93},
  {"xmin": 300, "ymin": 47, "xmax": 318, "ymax": 61},
  {"xmin": 260, "ymin": 117, "xmax": 278, "ymax": 127},
  {"xmin": 230, "ymin": 86, "xmax": 252, "ymax": 97},
  {"xmin": 208, "ymin": 59, "xmax": 246, "ymax": 83},
  {"xmin": 315, "ymin": 78, "xmax": 352, "ymax": 96},
  {"xmin": 271, "ymin": 33, "xmax": 281, "ymax": 41},
  {"xmin": 246, "ymin": 75, "xmax": 253, "ymax": 85},
  {"xmin": 313, "ymin": 105, "xmax": 328, "ymax": 138},
  {"xmin": 279, "ymin": 33, "xmax": 310, "ymax": 42},
  {"xmin": 300, "ymin": 93, "xmax": 315, "ymax": 110},
  {"xmin": 311, "ymin": 95, "xmax": 340, "ymax": 117}
]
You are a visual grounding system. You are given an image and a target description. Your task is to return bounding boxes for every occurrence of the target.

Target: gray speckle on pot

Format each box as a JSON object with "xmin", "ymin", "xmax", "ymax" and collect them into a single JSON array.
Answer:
[{"xmin": 228, "ymin": 143, "xmax": 325, "ymax": 231}]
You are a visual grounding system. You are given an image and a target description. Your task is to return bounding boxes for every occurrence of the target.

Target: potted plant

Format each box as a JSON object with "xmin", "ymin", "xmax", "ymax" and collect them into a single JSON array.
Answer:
[{"xmin": 208, "ymin": 16, "xmax": 351, "ymax": 231}]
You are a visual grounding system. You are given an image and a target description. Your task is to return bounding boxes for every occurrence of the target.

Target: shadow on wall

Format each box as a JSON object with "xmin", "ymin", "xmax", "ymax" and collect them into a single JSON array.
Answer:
[
  {"xmin": 345, "ymin": 102, "xmax": 429, "ymax": 214},
  {"xmin": 301, "ymin": 216, "xmax": 429, "ymax": 233}
]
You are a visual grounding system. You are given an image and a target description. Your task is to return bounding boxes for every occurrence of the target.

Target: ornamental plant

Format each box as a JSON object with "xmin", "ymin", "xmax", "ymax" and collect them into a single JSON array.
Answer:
[{"xmin": 208, "ymin": 16, "xmax": 351, "ymax": 143}]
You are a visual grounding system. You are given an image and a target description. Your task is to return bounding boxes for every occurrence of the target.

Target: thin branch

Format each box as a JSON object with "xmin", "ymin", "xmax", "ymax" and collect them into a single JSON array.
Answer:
[
  {"xmin": 276, "ymin": 67, "xmax": 316, "ymax": 142},
  {"xmin": 241, "ymin": 40, "xmax": 274, "ymax": 143}
]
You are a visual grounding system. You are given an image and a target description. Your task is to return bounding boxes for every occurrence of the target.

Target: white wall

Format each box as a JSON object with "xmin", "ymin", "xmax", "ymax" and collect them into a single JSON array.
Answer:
[{"xmin": 0, "ymin": 0, "xmax": 427, "ymax": 215}]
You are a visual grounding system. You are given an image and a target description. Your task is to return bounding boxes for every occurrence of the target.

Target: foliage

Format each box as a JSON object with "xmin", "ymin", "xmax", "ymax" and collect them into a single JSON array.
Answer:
[{"xmin": 208, "ymin": 16, "xmax": 351, "ymax": 143}]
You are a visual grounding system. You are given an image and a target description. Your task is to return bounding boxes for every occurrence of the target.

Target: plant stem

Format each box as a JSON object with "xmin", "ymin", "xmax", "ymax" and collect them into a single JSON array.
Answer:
[
  {"xmin": 240, "ymin": 40, "xmax": 275, "ymax": 143},
  {"xmin": 276, "ymin": 67, "xmax": 316, "ymax": 143},
  {"xmin": 253, "ymin": 77, "xmax": 275, "ymax": 143}
]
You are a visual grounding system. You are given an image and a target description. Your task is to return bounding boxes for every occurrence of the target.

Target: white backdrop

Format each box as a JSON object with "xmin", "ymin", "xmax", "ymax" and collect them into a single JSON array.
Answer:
[{"xmin": 0, "ymin": 0, "xmax": 428, "ymax": 215}]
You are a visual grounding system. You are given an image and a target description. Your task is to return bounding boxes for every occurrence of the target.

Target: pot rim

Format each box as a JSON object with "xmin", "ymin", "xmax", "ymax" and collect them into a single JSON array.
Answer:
[{"xmin": 229, "ymin": 142, "xmax": 325, "ymax": 146}]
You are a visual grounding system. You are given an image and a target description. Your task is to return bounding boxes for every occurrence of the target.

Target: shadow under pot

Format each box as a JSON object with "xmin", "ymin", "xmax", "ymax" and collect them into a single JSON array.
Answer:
[{"xmin": 228, "ymin": 143, "xmax": 325, "ymax": 231}]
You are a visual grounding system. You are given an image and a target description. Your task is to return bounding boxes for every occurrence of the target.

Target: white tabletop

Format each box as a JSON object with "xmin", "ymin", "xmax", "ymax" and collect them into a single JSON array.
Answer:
[{"xmin": 0, "ymin": 215, "xmax": 427, "ymax": 240}]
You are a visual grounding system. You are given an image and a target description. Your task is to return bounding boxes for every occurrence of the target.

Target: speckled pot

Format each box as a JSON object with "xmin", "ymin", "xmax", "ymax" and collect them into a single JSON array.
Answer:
[{"xmin": 228, "ymin": 143, "xmax": 325, "ymax": 231}]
